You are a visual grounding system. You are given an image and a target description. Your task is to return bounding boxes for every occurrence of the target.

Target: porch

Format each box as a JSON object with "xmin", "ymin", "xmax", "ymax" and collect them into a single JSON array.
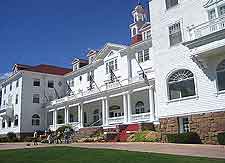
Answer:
[{"xmin": 47, "ymin": 86, "xmax": 156, "ymax": 131}]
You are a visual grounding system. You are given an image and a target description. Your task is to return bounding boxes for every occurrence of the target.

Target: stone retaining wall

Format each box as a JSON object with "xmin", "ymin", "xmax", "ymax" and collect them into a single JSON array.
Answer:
[{"xmin": 159, "ymin": 111, "xmax": 225, "ymax": 144}]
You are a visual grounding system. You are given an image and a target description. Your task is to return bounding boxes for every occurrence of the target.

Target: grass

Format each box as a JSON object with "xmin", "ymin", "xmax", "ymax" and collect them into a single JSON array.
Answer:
[{"xmin": 0, "ymin": 147, "xmax": 224, "ymax": 163}]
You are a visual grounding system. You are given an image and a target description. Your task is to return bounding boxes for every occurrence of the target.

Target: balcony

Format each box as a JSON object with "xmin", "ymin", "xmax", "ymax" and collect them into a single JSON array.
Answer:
[
  {"xmin": 184, "ymin": 15, "xmax": 225, "ymax": 52},
  {"xmin": 183, "ymin": 16, "xmax": 225, "ymax": 62},
  {"xmin": 188, "ymin": 16, "xmax": 225, "ymax": 41}
]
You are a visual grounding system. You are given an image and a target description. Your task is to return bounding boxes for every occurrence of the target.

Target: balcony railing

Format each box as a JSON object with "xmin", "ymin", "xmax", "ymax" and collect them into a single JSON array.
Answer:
[
  {"xmin": 188, "ymin": 15, "xmax": 225, "ymax": 41},
  {"xmin": 131, "ymin": 112, "xmax": 152, "ymax": 122},
  {"xmin": 108, "ymin": 116, "xmax": 124, "ymax": 125}
]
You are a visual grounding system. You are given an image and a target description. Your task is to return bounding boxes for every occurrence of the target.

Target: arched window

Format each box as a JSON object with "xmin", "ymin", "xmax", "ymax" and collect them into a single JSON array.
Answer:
[
  {"xmin": 135, "ymin": 101, "xmax": 145, "ymax": 114},
  {"xmin": 133, "ymin": 28, "xmax": 137, "ymax": 36},
  {"xmin": 168, "ymin": 69, "xmax": 196, "ymax": 100},
  {"xmin": 2, "ymin": 119, "xmax": 5, "ymax": 128},
  {"xmin": 14, "ymin": 115, "xmax": 18, "ymax": 126},
  {"xmin": 217, "ymin": 59, "xmax": 225, "ymax": 91},
  {"xmin": 32, "ymin": 114, "xmax": 40, "ymax": 126}
]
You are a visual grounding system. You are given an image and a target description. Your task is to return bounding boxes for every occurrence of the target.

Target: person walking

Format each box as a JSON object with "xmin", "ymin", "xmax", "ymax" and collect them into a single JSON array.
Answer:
[{"xmin": 33, "ymin": 131, "xmax": 38, "ymax": 145}]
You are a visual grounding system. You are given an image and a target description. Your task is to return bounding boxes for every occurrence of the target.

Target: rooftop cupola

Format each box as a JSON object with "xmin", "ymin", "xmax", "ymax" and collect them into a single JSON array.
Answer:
[{"xmin": 130, "ymin": 3, "xmax": 147, "ymax": 45}]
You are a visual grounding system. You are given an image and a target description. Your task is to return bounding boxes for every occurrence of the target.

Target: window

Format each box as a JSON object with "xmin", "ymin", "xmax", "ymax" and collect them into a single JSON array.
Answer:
[
  {"xmin": 4, "ymin": 87, "xmax": 6, "ymax": 94},
  {"xmin": 8, "ymin": 120, "xmax": 11, "ymax": 127},
  {"xmin": 165, "ymin": 0, "xmax": 178, "ymax": 9},
  {"xmin": 3, "ymin": 100, "xmax": 6, "ymax": 106},
  {"xmin": 32, "ymin": 114, "xmax": 40, "ymax": 126},
  {"xmin": 168, "ymin": 69, "xmax": 196, "ymax": 100},
  {"xmin": 135, "ymin": 101, "xmax": 145, "ymax": 114},
  {"xmin": 87, "ymin": 70, "xmax": 94, "ymax": 81},
  {"xmin": 2, "ymin": 120, "xmax": 5, "ymax": 128},
  {"xmin": 84, "ymin": 112, "xmax": 87, "ymax": 123},
  {"xmin": 169, "ymin": 22, "xmax": 182, "ymax": 46},
  {"xmin": 10, "ymin": 83, "xmax": 12, "ymax": 91},
  {"xmin": 179, "ymin": 117, "xmax": 190, "ymax": 133},
  {"xmin": 216, "ymin": 59, "xmax": 225, "ymax": 91},
  {"xmin": 33, "ymin": 94, "xmax": 40, "ymax": 104},
  {"xmin": 93, "ymin": 109, "xmax": 100, "ymax": 122},
  {"xmin": 144, "ymin": 49, "xmax": 150, "ymax": 61},
  {"xmin": 133, "ymin": 28, "xmax": 137, "ymax": 36},
  {"xmin": 138, "ymin": 51, "xmax": 144, "ymax": 63},
  {"xmin": 16, "ymin": 80, "xmax": 19, "ymax": 88},
  {"xmin": 219, "ymin": 5, "xmax": 225, "ymax": 16},
  {"xmin": 137, "ymin": 49, "xmax": 150, "ymax": 63},
  {"xmin": 106, "ymin": 59, "xmax": 118, "ymax": 74},
  {"xmin": 208, "ymin": 9, "xmax": 216, "ymax": 20},
  {"xmin": 15, "ymin": 94, "xmax": 19, "ymax": 104},
  {"xmin": 33, "ymin": 79, "xmax": 40, "ymax": 87},
  {"xmin": 14, "ymin": 115, "xmax": 18, "ymax": 126},
  {"xmin": 48, "ymin": 80, "xmax": 54, "ymax": 88}
]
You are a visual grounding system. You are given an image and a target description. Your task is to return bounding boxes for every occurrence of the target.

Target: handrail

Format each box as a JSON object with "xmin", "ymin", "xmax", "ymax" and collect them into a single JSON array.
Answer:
[{"xmin": 89, "ymin": 119, "xmax": 102, "ymax": 127}]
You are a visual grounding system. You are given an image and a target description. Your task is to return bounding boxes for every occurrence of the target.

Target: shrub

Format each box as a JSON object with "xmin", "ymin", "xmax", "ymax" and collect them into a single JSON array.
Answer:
[
  {"xmin": 6, "ymin": 132, "xmax": 18, "ymax": 142},
  {"xmin": 129, "ymin": 131, "xmax": 161, "ymax": 142},
  {"xmin": 166, "ymin": 132, "xmax": 201, "ymax": 144},
  {"xmin": 56, "ymin": 125, "xmax": 73, "ymax": 133},
  {"xmin": 217, "ymin": 132, "xmax": 225, "ymax": 145}
]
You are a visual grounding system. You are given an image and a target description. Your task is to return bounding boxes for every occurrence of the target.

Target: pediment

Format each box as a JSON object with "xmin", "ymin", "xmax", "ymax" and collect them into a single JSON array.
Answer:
[
  {"xmin": 96, "ymin": 43, "xmax": 127, "ymax": 60},
  {"xmin": 204, "ymin": 0, "xmax": 224, "ymax": 8}
]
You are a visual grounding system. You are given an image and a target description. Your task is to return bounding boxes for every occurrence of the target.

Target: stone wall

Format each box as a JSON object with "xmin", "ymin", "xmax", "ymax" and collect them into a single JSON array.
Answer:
[{"xmin": 159, "ymin": 111, "xmax": 225, "ymax": 144}]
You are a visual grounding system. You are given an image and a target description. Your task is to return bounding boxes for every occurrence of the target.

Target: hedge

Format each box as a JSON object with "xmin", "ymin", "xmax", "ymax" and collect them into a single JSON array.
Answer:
[{"xmin": 166, "ymin": 132, "xmax": 201, "ymax": 144}]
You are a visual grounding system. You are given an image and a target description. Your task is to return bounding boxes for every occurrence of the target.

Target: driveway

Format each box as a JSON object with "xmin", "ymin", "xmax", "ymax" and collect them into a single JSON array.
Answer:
[{"xmin": 0, "ymin": 142, "xmax": 225, "ymax": 159}]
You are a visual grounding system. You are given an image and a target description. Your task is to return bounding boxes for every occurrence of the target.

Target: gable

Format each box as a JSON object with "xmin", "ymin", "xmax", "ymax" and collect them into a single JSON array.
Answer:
[{"xmin": 96, "ymin": 43, "xmax": 127, "ymax": 60}]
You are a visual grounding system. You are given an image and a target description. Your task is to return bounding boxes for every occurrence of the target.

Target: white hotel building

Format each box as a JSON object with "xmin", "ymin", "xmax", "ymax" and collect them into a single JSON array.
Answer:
[{"xmin": 1, "ymin": 0, "xmax": 225, "ymax": 144}]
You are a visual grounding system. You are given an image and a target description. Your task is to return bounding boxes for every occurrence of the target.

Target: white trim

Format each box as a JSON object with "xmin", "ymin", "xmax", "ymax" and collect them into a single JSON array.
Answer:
[
  {"xmin": 159, "ymin": 107, "xmax": 225, "ymax": 119},
  {"xmin": 56, "ymin": 106, "xmax": 66, "ymax": 111}
]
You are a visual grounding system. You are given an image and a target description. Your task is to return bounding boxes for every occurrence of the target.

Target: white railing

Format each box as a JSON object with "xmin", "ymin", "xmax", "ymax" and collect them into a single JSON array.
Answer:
[
  {"xmin": 129, "ymin": 76, "xmax": 144, "ymax": 84},
  {"xmin": 131, "ymin": 112, "xmax": 152, "ymax": 122},
  {"xmin": 188, "ymin": 15, "xmax": 225, "ymax": 41},
  {"xmin": 106, "ymin": 81, "xmax": 121, "ymax": 90},
  {"xmin": 108, "ymin": 116, "xmax": 124, "ymax": 125}
]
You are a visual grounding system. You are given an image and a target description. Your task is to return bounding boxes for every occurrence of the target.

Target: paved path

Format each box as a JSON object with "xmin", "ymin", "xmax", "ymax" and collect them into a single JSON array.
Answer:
[{"xmin": 0, "ymin": 142, "xmax": 225, "ymax": 159}]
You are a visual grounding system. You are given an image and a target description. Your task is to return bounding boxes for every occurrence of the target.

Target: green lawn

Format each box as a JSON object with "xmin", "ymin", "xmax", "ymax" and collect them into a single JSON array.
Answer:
[{"xmin": 0, "ymin": 147, "xmax": 224, "ymax": 163}]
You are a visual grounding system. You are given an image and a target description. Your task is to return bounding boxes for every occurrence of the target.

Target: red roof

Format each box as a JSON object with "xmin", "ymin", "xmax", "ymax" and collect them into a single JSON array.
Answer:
[{"xmin": 14, "ymin": 64, "xmax": 72, "ymax": 76}]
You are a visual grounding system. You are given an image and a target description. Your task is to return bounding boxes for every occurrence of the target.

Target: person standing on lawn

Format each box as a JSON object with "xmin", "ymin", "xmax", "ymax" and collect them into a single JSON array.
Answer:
[
  {"xmin": 56, "ymin": 131, "xmax": 62, "ymax": 144},
  {"xmin": 33, "ymin": 130, "xmax": 38, "ymax": 145}
]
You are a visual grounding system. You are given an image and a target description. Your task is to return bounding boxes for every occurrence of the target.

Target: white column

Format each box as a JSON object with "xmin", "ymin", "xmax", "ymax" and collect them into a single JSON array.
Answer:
[
  {"xmin": 64, "ymin": 107, "xmax": 69, "ymax": 124},
  {"xmin": 123, "ymin": 93, "xmax": 128, "ymax": 123},
  {"xmin": 105, "ymin": 97, "xmax": 109, "ymax": 126},
  {"xmin": 149, "ymin": 87, "xmax": 155, "ymax": 121},
  {"xmin": 102, "ymin": 98, "xmax": 106, "ymax": 126},
  {"xmin": 127, "ymin": 55, "xmax": 132, "ymax": 81},
  {"xmin": 54, "ymin": 109, "xmax": 57, "ymax": 130},
  {"xmin": 127, "ymin": 92, "xmax": 132, "ymax": 123},
  {"xmin": 78, "ymin": 103, "xmax": 84, "ymax": 128}
]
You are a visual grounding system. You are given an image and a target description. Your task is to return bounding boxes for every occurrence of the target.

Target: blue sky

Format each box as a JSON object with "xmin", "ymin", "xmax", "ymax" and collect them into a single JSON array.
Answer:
[{"xmin": 0, "ymin": 0, "xmax": 149, "ymax": 74}]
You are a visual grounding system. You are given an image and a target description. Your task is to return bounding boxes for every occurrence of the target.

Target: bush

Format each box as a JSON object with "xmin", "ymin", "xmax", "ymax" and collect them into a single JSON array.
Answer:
[
  {"xmin": 166, "ymin": 132, "xmax": 201, "ymax": 144},
  {"xmin": 6, "ymin": 132, "xmax": 18, "ymax": 142},
  {"xmin": 0, "ymin": 137, "xmax": 8, "ymax": 143},
  {"xmin": 56, "ymin": 125, "xmax": 73, "ymax": 133},
  {"xmin": 217, "ymin": 132, "xmax": 225, "ymax": 145},
  {"xmin": 129, "ymin": 131, "xmax": 161, "ymax": 142}
]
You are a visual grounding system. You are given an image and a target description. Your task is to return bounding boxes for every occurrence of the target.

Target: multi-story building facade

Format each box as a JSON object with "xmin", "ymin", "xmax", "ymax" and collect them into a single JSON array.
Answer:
[
  {"xmin": 150, "ymin": 0, "xmax": 225, "ymax": 143},
  {"xmin": 0, "ymin": 64, "xmax": 72, "ymax": 137},
  {"xmin": 1, "ymin": 1, "xmax": 225, "ymax": 144}
]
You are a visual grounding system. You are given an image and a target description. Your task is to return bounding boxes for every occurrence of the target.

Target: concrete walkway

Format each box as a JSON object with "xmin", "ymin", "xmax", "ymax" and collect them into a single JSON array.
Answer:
[{"xmin": 0, "ymin": 142, "xmax": 225, "ymax": 159}]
